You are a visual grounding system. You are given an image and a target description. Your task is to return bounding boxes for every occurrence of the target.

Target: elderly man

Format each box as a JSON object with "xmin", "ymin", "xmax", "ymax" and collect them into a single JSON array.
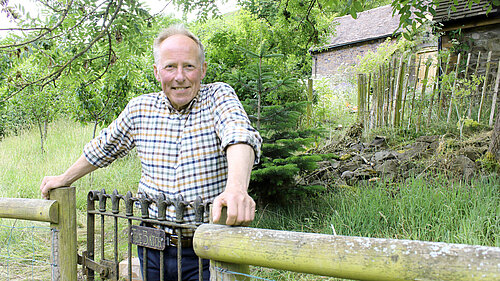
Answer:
[{"xmin": 40, "ymin": 24, "xmax": 262, "ymax": 280}]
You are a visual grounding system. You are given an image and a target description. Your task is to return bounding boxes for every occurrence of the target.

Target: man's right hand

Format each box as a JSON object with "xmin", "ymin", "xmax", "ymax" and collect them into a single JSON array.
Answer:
[{"xmin": 40, "ymin": 175, "xmax": 70, "ymax": 199}]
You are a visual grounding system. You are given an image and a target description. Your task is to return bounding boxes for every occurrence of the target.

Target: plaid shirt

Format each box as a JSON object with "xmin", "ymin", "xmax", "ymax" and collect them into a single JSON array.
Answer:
[{"xmin": 83, "ymin": 82, "xmax": 262, "ymax": 232}]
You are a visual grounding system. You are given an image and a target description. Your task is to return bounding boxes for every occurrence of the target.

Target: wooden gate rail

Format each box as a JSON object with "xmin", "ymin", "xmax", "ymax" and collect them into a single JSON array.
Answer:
[
  {"xmin": 0, "ymin": 187, "xmax": 77, "ymax": 281},
  {"xmin": 193, "ymin": 224, "xmax": 500, "ymax": 281}
]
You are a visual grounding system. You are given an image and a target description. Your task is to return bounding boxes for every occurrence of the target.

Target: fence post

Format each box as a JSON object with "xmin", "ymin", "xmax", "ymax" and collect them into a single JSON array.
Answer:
[
  {"xmin": 357, "ymin": 73, "xmax": 366, "ymax": 123},
  {"xmin": 489, "ymin": 58, "xmax": 500, "ymax": 126},
  {"xmin": 209, "ymin": 207, "xmax": 249, "ymax": 281},
  {"xmin": 478, "ymin": 51, "xmax": 492, "ymax": 122},
  {"xmin": 49, "ymin": 186, "xmax": 77, "ymax": 281},
  {"xmin": 447, "ymin": 53, "xmax": 461, "ymax": 123},
  {"xmin": 394, "ymin": 54, "xmax": 406, "ymax": 127},
  {"xmin": 307, "ymin": 78, "xmax": 313, "ymax": 126}
]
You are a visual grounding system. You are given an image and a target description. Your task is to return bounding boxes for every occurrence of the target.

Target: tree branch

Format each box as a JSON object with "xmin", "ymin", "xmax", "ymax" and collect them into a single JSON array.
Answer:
[
  {"xmin": 0, "ymin": 0, "xmax": 74, "ymax": 49},
  {"xmin": 1, "ymin": 0, "xmax": 124, "ymax": 102},
  {"xmin": 82, "ymin": 29, "xmax": 114, "ymax": 89}
]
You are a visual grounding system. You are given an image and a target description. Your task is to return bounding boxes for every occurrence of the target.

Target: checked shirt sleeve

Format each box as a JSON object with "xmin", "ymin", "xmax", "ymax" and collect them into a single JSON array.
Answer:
[
  {"xmin": 211, "ymin": 83, "xmax": 262, "ymax": 163},
  {"xmin": 83, "ymin": 101, "xmax": 136, "ymax": 168}
]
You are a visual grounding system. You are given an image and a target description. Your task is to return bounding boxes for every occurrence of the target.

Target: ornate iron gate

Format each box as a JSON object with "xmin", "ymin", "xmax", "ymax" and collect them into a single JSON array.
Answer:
[{"xmin": 78, "ymin": 189, "xmax": 211, "ymax": 281}]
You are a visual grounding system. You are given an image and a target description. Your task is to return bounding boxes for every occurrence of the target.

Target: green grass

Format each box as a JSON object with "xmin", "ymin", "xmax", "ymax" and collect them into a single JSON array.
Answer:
[
  {"xmin": 250, "ymin": 176, "xmax": 498, "ymax": 280},
  {"xmin": 253, "ymin": 175, "xmax": 499, "ymax": 247},
  {"xmin": 0, "ymin": 119, "xmax": 141, "ymax": 209},
  {"xmin": 0, "ymin": 220, "xmax": 53, "ymax": 280},
  {"xmin": 1, "ymin": 119, "xmax": 499, "ymax": 280}
]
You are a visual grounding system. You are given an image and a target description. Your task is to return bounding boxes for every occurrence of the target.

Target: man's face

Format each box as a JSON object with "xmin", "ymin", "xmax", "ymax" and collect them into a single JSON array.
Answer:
[{"xmin": 153, "ymin": 34, "xmax": 207, "ymax": 110}]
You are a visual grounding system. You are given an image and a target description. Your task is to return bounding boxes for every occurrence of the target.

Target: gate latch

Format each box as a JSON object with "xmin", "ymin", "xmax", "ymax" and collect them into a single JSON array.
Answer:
[{"xmin": 78, "ymin": 251, "xmax": 117, "ymax": 280}]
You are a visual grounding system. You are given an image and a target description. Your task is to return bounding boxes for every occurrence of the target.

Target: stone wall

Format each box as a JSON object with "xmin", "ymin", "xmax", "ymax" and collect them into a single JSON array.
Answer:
[
  {"xmin": 441, "ymin": 23, "xmax": 500, "ymax": 79},
  {"xmin": 311, "ymin": 38, "xmax": 391, "ymax": 79}
]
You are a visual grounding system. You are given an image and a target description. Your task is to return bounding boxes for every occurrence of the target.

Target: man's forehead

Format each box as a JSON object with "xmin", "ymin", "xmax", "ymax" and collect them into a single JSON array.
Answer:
[{"xmin": 161, "ymin": 34, "xmax": 198, "ymax": 49}]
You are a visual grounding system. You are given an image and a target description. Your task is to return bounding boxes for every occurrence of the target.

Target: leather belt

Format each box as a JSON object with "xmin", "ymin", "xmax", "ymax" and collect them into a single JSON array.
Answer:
[
  {"xmin": 144, "ymin": 223, "xmax": 193, "ymax": 248},
  {"xmin": 169, "ymin": 236, "xmax": 193, "ymax": 248}
]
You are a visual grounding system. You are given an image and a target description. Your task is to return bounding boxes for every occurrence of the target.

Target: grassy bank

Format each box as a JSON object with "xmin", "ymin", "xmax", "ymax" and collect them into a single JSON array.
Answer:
[
  {"xmin": 0, "ymin": 120, "xmax": 498, "ymax": 280},
  {"xmin": 253, "ymin": 175, "xmax": 499, "ymax": 247}
]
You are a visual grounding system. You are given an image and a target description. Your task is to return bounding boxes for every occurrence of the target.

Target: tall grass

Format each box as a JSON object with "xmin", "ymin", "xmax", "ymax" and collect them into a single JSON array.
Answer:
[
  {"xmin": 250, "ymin": 175, "xmax": 498, "ymax": 280},
  {"xmin": 0, "ymin": 119, "xmax": 141, "ymax": 209},
  {"xmin": 0, "ymin": 120, "xmax": 141, "ymax": 280},
  {"xmin": 253, "ymin": 175, "xmax": 499, "ymax": 247}
]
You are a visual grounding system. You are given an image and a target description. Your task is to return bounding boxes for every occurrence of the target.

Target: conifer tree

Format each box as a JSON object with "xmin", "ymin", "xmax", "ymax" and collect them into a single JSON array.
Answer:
[{"xmin": 231, "ymin": 43, "xmax": 326, "ymax": 204}]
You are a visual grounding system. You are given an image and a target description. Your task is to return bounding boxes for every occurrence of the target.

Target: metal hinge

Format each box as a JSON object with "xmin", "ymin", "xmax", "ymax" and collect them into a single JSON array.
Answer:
[{"xmin": 78, "ymin": 252, "xmax": 118, "ymax": 280}]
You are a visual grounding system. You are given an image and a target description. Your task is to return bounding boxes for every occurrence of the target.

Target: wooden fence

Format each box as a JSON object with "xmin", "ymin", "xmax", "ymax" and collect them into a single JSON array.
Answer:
[
  {"xmin": 1, "ymin": 189, "xmax": 500, "ymax": 280},
  {"xmin": 357, "ymin": 51, "xmax": 500, "ymax": 132},
  {"xmin": 194, "ymin": 224, "xmax": 500, "ymax": 281},
  {"xmin": 0, "ymin": 187, "xmax": 77, "ymax": 281}
]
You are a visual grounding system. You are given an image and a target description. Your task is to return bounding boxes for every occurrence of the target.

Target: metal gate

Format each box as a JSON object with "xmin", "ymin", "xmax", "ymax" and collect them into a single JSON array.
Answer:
[{"xmin": 78, "ymin": 189, "xmax": 212, "ymax": 281}]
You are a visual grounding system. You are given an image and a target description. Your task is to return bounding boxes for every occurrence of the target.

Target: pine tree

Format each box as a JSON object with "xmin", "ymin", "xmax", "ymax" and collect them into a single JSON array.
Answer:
[{"xmin": 232, "ymin": 43, "xmax": 327, "ymax": 204}]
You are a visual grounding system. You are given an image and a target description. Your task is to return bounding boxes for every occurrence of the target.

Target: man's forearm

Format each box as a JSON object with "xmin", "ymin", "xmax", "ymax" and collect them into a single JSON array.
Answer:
[
  {"xmin": 225, "ymin": 143, "xmax": 255, "ymax": 192},
  {"xmin": 40, "ymin": 154, "xmax": 97, "ymax": 199},
  {"xmin": 211, "ymin": 143, "xmax": 256, "ymax": 225},
  {"xmin": 60, "ymin": 154, "xmax": 98, "ymax": 185}
]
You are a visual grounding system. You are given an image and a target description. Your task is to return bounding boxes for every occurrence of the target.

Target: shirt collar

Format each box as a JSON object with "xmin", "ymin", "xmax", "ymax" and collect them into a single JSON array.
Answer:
[{"xmin": 159, "ymin": 92, "xmax": 198, "ymax": 114}]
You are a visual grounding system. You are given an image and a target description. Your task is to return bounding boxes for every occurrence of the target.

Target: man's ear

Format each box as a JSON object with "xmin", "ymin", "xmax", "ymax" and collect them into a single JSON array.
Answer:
[
  {"xmin": 153, "ymin": 64, "xmax": 160, "ymax": 82},
  {"xmin": 201, "ymin": 62, "xmax": 207, "ymax": 80}
]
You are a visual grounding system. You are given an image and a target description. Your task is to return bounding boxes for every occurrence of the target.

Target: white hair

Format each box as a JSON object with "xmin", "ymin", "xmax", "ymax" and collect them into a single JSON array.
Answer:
[{"xmin": 153, "ymin": 24, "xmax": 205, "ymax": 68}]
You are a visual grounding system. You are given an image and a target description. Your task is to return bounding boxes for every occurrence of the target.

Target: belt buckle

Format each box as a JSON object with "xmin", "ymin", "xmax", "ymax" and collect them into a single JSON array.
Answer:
[
  {"xmin": 165, "ymin": 234, "xmax": 173, "ymax": 247},
  {"xmin": 169, "ymin": 235, "xmax": 180, "ymax": 247}
]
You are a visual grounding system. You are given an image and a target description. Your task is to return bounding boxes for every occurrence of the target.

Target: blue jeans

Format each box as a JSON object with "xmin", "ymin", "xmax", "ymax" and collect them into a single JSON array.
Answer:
[{"xmin": 138, "ymin": 245, "xmax": 210, "ymax": 281}]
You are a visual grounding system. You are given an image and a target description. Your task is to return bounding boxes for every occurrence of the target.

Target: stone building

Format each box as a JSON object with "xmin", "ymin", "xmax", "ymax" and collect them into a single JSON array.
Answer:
[
  {"xmin": 309, "ymin": 5, "xmax": 401, "ymax": 80},
  {"xmin": 434, "ymin": 0, "xmax": 500, "ymax": 77}
]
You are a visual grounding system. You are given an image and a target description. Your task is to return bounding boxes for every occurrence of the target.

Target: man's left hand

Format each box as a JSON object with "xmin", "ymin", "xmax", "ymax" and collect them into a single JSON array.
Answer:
[{"xmin": 212, "ymin": 189, "xmax": 255, "ymax": 226}]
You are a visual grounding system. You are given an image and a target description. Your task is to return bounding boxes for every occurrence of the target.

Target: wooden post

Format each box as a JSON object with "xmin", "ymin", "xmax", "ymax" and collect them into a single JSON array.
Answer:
[
  {"xmin": 379, "ymin": 64, "xmax": 386, "ymax": 126},
  {"xmin": 470, "ymin": 52, "xmax": 482, "ymax": 118},
  {"xmin": 408, "ymin": 56, "xmax": 422, "ymax": 129},
  {"xmin": 370, "ymin": 74, "xmax": 378, "ymax": 129},
  {"xmin": 417, "ymin": 58, "xmax": 432, "ymax": 133},
  {"xmin": 489, "ymin": 59, "xmax": 500, "ymax": 127},
  {"xmin": 307, "ymin": 78, "xmax": 313, "ymax": 126},
  {"xmin": 393, "ymin": 54, "xmax": 405, "ymax": 127},
  {"xmin": 194, "ymin": 224, "xmax": 500, "ymax": 281},
  {"xmin": 357, "ymin": 74, "xmax": 366, "ymax": 123},
  {"xmin": 387, "ymin": 58, "xmax": 396, "ymax": 126},
  {"xmin": 400, "ymin": 55, "xmax": 413, "ymax": 127},
  {"xmin": 478, "ymin": 51, "xmax": 492, "ymax": 122},
  {"xmin": 427, "ymin": 57, "xmax": 441, "ymax": 125},
  {"xmin": 366, "ymin": 73, "xmax": 372, "ymax": 130},
  {"xmin": 438, "ymin": 53, "xmax": 451, "ymax": 119},
  {"xmin": 208, "ymin": 207, "xmax": 249, "ymax": 281},
  {"xmin": 49, "ymin": 187, "xmax": 77, "ymax": 281},
  {"xmin": 474, "ymin": 51, "xmax": 482, "ymax": 74},
  {"xmin": 447, "ymin": 53, "xmax": 461, "ymax": 123}
]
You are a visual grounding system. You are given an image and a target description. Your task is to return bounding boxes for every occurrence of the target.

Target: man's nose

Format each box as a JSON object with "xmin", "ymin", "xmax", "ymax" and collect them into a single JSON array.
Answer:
[{"xmin": 174, "ymin": 66, "xmax": 186, "ymax": 81}]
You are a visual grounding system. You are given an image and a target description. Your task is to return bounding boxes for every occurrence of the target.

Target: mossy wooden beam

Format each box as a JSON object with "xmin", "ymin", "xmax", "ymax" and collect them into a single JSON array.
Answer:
[
  {"xmin": 208, "ymin": 207, "xmax": 249, "ymax": 280},
  {"xmin": 0, "ymin": 197, "xmax": 58, "ymax": 223},
  {"xmin": 194, "ymin": 224, "xmax": 500, "ymax": 281}
]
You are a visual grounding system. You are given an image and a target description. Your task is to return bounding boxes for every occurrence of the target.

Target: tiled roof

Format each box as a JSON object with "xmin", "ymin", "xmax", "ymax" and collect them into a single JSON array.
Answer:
[
  {"xmin": 434, "ymin": 0, "xmax": 500, "ymax": 23},
  {"xmin": 311, "ymin": 5, "xmax": 401, "ymax": 53}
]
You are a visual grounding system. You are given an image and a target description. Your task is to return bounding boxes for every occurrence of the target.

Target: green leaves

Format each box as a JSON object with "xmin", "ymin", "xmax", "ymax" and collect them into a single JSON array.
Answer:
[{"xmin": 0, "ymin": 0, "xmax": 154, "ymax": 100}]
